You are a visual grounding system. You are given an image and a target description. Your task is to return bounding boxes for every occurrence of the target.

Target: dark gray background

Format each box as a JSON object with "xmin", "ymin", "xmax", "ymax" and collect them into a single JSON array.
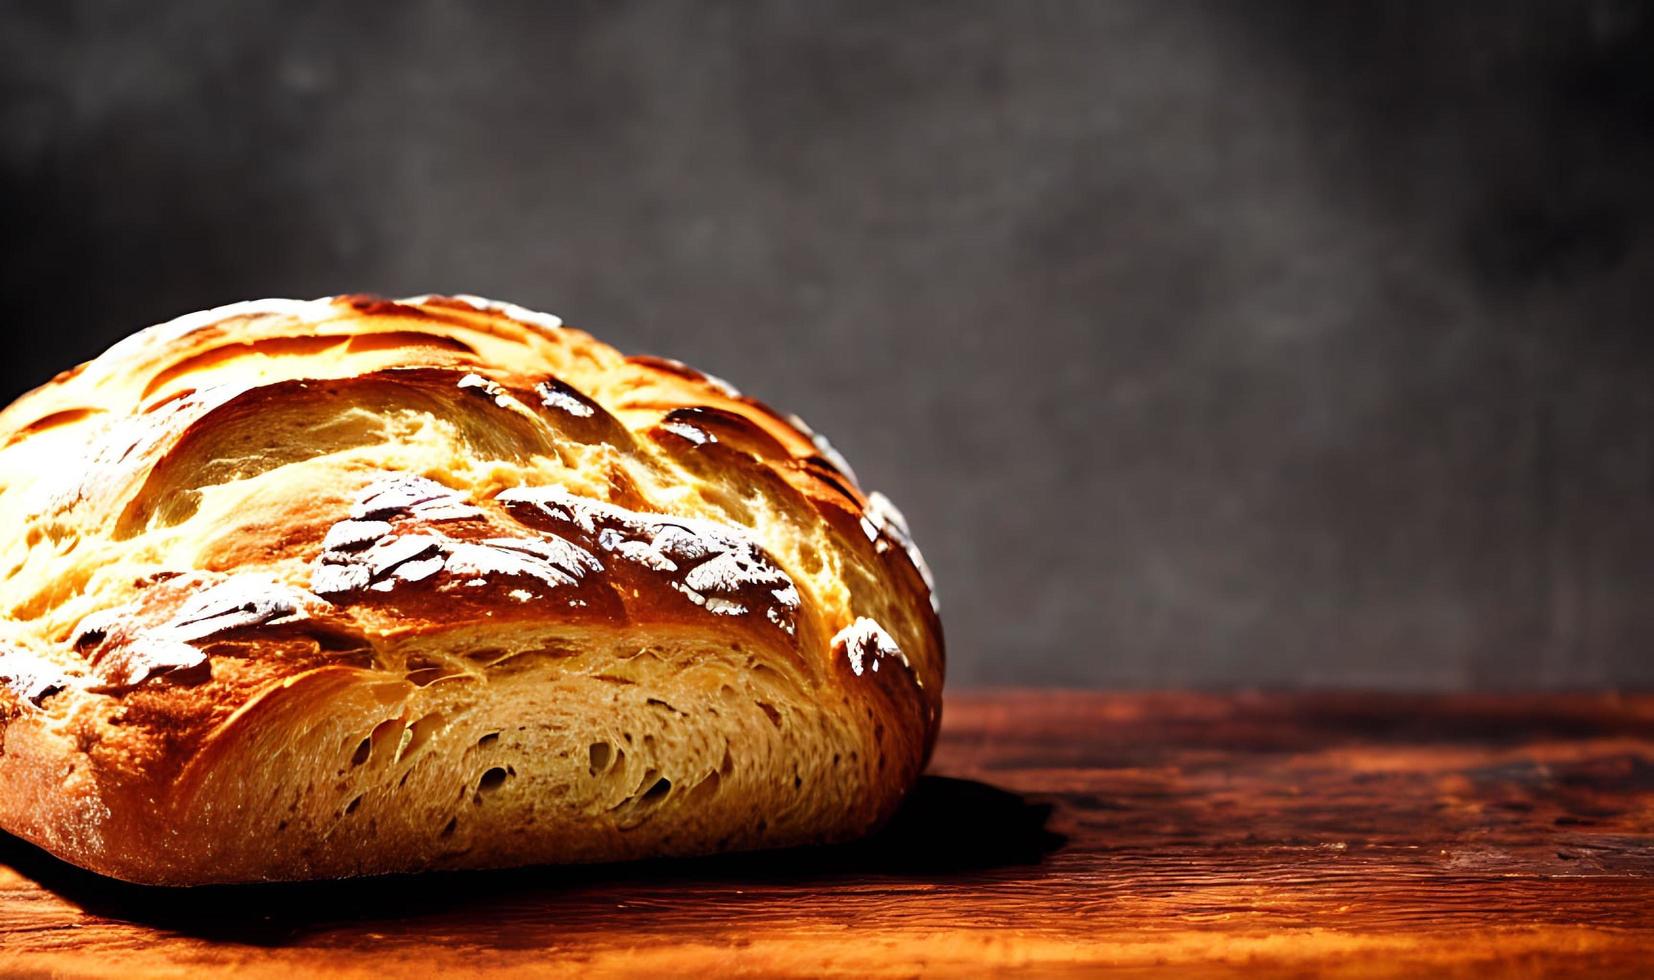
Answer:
[{"xmin": 3, "ymin": 1, "xmax": 1651, "ymax": 689}]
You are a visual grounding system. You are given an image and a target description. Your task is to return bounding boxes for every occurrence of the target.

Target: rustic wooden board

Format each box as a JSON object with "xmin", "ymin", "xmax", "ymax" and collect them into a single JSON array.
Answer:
[{"xmin": 2, "ymin": 691, "xmax": 1652, "ymax": 977}]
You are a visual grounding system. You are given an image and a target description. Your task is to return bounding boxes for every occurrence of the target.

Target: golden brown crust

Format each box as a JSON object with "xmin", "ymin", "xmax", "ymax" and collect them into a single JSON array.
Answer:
[{"xmin": 0, "ymin": 295, "xmax": 942, "ymax": 884}]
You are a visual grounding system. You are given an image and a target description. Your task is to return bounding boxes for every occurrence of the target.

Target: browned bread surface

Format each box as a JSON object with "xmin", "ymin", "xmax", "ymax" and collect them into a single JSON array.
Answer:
[{"xmin": 0, "ymin": 295, "xmax": 942, "ymax": 885}]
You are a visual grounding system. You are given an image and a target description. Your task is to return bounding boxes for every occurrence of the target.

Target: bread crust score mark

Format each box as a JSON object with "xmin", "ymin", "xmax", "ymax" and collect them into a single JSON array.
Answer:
[{"xmin": 0, "ymin": 294, "xmax": 942, "ymax": 884}]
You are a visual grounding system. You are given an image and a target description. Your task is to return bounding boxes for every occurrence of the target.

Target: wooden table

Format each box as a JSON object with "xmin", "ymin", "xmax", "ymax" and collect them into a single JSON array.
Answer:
[{"xmin": 3, "ymin": 691, "xmax": 1652, "ymax": 977}]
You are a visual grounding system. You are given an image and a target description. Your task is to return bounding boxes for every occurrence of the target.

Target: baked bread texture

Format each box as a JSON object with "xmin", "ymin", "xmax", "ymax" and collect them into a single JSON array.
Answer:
[{"xmin": 0, "ymin": 295, "xmax": 942, "ymax": 885}]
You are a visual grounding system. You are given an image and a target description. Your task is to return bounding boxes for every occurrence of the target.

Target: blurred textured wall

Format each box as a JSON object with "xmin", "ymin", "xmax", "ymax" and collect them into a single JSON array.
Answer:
[{"xmin": 2, "ymin": 1, "xmax": 1652, "ymax": 688}]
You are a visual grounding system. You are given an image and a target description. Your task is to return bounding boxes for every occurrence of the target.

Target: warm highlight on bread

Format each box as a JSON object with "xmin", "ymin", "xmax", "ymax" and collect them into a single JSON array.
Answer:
[{"xmin": 0, "ymin": 295, "xmax": 942, "ymax": 885}]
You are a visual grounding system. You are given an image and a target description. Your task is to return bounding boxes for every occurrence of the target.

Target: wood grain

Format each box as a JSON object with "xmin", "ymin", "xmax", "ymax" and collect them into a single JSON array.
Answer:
[{"xmin": 2, "ymin": 691, "xmax": 1652, "ymax": 977}]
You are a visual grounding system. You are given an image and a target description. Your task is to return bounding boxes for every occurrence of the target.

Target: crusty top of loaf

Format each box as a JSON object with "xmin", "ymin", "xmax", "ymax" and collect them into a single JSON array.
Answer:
[{"xmin": 0, "ymin": 295, "xmax": 941, "ymax": 785}]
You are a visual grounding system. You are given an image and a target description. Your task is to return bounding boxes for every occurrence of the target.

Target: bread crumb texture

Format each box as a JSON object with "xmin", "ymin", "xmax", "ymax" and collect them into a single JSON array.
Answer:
[{"xmin": 0, "ymin": 295, "xmax": 942, "ymax": 884}]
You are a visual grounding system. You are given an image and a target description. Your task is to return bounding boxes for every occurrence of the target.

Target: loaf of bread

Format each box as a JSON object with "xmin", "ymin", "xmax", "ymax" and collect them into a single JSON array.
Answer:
[{"xmin": 0, "ymin": 295, "xmax": 942, "ymax": 885}]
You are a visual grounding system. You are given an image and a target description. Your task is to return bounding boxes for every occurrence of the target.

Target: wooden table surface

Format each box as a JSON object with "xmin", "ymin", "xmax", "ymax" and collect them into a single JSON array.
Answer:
[{"xmin": 2, "ymin": 691, "xmax": 1652, "ymax": 977}]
